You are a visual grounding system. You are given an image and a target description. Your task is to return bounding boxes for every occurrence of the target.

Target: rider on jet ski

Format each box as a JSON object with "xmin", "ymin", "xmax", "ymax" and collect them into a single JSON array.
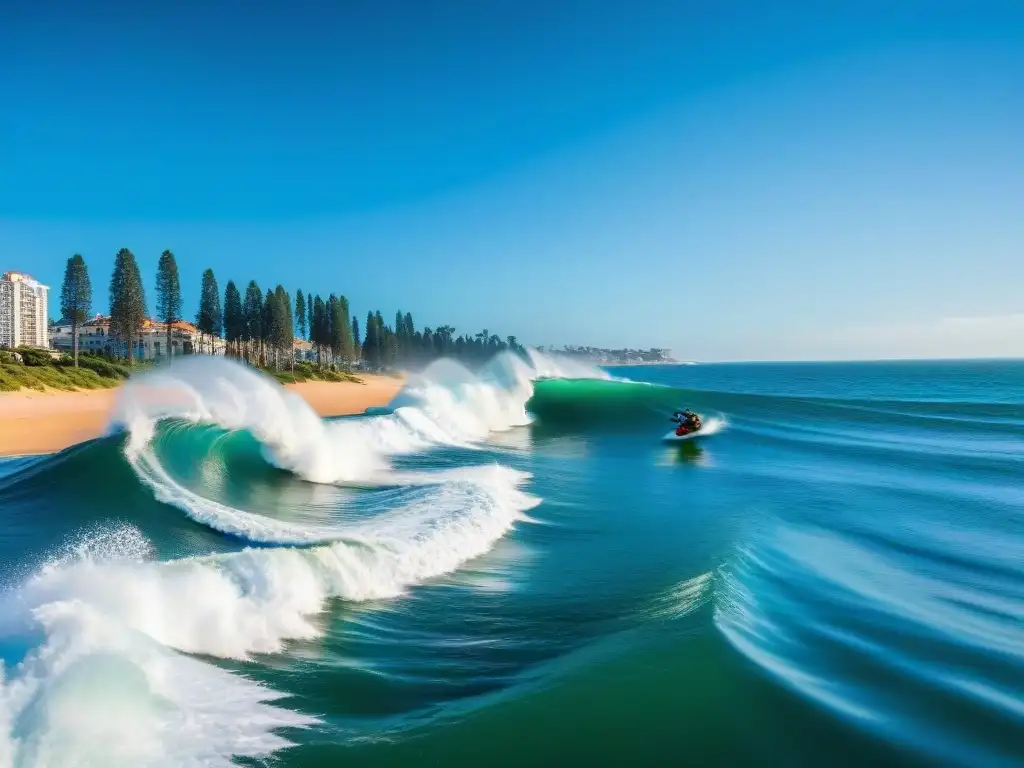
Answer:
[{"xmin": 671, "ymin": 409, "xmax": 702, "ymax": 435}]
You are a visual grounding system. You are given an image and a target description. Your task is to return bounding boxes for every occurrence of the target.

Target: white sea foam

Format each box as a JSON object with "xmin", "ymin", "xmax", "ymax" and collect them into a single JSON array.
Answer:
[
  {"xmin": 107, "ymin": 351, "xmax": 600, "ymax": 541},
  {"xmin": 111, "ymin": 350, "xmax": 607, "ymax": 484},
  {"xmin": 0, "ymin": 525, "xmax": 317, "ymax": 768},
  {"xmin": 0, "ymin": 351, "xmax": 603, "ymax": 765},
  {"xmin": 0, "ymin": 462, "xmax": 538, "ymax": 765},
  {"xmin": 0, "ymin": 596, "xmax": 315, "ymax": 768}
]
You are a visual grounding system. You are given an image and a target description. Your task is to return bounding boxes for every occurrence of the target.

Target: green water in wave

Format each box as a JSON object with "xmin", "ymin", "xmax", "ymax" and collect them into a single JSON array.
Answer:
[{"xmin": 2, "ymin": 360, "xmax": 1023, "ymax": 767}]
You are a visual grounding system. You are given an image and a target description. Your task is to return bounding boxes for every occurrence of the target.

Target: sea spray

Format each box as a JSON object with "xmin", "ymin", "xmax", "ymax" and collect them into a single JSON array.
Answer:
[
  {"xmin": 0, "ymin": 350, "xmax": 609, "ymax": 766},
  {"xmin": 110, "ymin": 350, "xmax": 610, "ymax": 484},
  {"xmin": 110, "ymin": 356, "xmax": 386, "ymax": 485},
  {"xmin": 0, "ymin": 464, "xmax": 538, "ymax": 766},
  {"xmin": 0, "ymin": 593, "xmax": 316, "ymax": 767}
]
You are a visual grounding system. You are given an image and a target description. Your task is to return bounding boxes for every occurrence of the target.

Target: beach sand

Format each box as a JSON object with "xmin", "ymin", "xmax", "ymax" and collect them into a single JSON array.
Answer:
[{"xmin": 0, "ymin": 374, "xmax": 405, "ymax": 457}]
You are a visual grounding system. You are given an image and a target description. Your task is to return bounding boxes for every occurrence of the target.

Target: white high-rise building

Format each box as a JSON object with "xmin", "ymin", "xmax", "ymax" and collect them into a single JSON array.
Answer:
[{"xmin": 0, "ymin": 271, "xmax": 50, "ymax": 349}]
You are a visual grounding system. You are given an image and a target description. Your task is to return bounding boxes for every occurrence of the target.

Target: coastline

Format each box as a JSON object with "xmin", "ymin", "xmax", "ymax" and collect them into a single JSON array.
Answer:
[
  {"xmin": 600, "ymin": 360, "xmax": 695, "ymax": 367},
  {"xmin": 0, "ymin": 374, "xmax": 404, "ymax": 458}
]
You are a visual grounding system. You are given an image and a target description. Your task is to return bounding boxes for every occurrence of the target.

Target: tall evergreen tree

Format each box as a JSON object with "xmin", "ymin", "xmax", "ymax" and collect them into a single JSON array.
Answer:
[
  {"xmin": 437, "ymin": 324, "xmax": 454, "ymax": 357},
  {"xmin": 326, "ymin": 295, "xmax": 339, "ymax": 364},
  {"xmin": 312, "ymin": 296, "xmax": 327, "ymax": 366},
  {"xmin": 283, "ymin": 288, "xmax": 294, "ymax": 353},
  {"xmin": 382, "ymin": 325, "xmax": 398, "ymax": 368},
  {"xmin": 338, "ymin": 296, "xmax": 354, "ymax": 364},
  {"xmin": 223, "ymin": 280, "xmax": 244, "ymax": 357},
  {"xmin": 273, "ymin": 285, "xmax": 293, "ymax": 367},
  {"xmin": 374, "ymin": 311, "xmax": 385, "ymax": 367},
  {"xmin": 351, "ymin": 315, "xmax": 361, "ymax": 362},
  {"xmin": 307, "ymin": 294, "xmax": 314, "ymax": 340},
  {"xmin": 196, "ymin": 269, "xmax": 222, "ymax": 354},
  {"xmin": 60, "ymin": 254, "xmax": 91, "ymax": 366},
  {"xmin": 362, "ymin": 311, "xmax": 377, "ymax": 368},
  {"xmin": 263, "ymin": 288, "xmax": 283, "ymax": 368},
  {"xmin": 262, "ymin": 288, "xmax": 275, "ymax": 364},
  {"xmin": 294, "ymin": 288, "xmax": 306, "ymax": 340},
  {"xmin": 109, "ymin": 248, "xmax": 146, "ymax": 363},
  {"xmin": 394, "ymin": 311, "xmax": 405, "ymax": 362},
  {"xmin": 329, "ymin": 294, "xmax": 352, "ymax": 365},
  {"xmin": 327, "ymin": 295, "xmax": 340, "ymax": 366},
  {"xmin": 403, "ymin": 312, "xmax": 415, "ymax": 362},
  {"xmin": 155, "ymin": 250, "xmax": 182, "ymax": 361},
  {"xmin": 243, "ymin": 280, "xmax": 263, "ymax": 364}
]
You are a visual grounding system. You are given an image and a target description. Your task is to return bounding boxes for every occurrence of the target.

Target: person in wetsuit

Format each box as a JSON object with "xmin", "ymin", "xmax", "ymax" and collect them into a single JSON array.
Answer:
[{"xmin": 672, "ymin": 409, "xmax": 701, "ymax": 435}]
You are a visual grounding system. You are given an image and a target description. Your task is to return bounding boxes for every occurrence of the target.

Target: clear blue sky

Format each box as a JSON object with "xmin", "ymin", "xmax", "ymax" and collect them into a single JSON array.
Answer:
[{"xmin": 2, "ymin": 0, "xmax": 1022, "ymax": 361}]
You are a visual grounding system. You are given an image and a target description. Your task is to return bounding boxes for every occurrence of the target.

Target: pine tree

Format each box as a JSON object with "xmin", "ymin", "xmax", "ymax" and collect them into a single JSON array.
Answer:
[
  {"xmin": 282, "ymin": 288, "xmax": 294, "ymax": 365},
  {"xmin": 262, "ymin": 288, "xmax": 275, "ymax": 365},
  {"xmin": 337, "ymin": 296, "xmax": 354, "ymax": 365},
  {"xmin": 263, "ymin": 288, "xmax": 282, "ymax": 369},
  {"xmin": 437, "ymin": 324, "xmax": 454, "ymax": 358},
  {"xmin": 295, "ymin": 288, "xmax": 306, "ymax": 341},
  {"xmin": 243, "ymin": 281, "xmax": 263, "ymax": 364},
  {"xmin": 382, "ymin": 325, "xmax": 398, "ymax": 368},
  {"xmin": 312, "ymin": 296, "xmax": 327, "ymax": 366},
  {"xmin": 374, "ymin": 311, "xmax": 385, "ymax": 368},
  {"xmin": 395, "ymin": 310, "xmax": 405, "ymax": 363},
  {"xmin": 273, "ymin": 285, "xmax": 293, "ymax": 367},
  {"xmin": 351, "ymin": 315, "xmax": 361, "ymax": 363},
  {"xmin": 223, "ymin": 280, "xmax": 244, "ymax": 357},
  {"xmin": 155, "ymin": 250, "xmax": 182, "ymax": 361},
  {"xmin": 307, "ymin": 294, "xmax": 314, "ymax": 340},
  {"xmin": 403, "ymin": 312, "xmax": 415, "ymax": 364},
  {"xmin": 423, "ymin": 328, "xmax": 434, "ymax": 360},
  {"xmin": 326, "ymin": 295, "xmax": 339, "ymax": 365},
  {"xmin": 325, "ymin": 295, "xmax": 337, "ymax": 367},
  {"xmin": 196, "ymin": 269, "xmax": 222, "ymax": 354},
  {"xmin": 109, "ymin": 248, "xmax": 146, "ymax": 363},
  {"xmin": 362, "ymin": 311, "xmax": 377, "ymax": 368},
  {"xmin": 60, "ymin": 254, "xmax": 91, "ymax": 366},
  {"xmin": 328, "ymin": 294, "xmax": 352, "ymax": 366}
]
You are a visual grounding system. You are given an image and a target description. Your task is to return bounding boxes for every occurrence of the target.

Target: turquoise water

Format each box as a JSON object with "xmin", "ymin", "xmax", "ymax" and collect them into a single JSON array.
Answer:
[{"xmin": 1, "ymin": 356, "xmax": 1022, "ymax": 766}]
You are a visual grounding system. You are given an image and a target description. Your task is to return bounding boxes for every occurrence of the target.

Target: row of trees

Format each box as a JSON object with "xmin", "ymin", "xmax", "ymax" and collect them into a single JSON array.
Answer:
[
  {"xmin": 62, "ymin": 248, "xmax": 178, "ymax": 365},
  {"xmin": 60, "ymin": 249, "xmax": 526, "ymax": 370}
]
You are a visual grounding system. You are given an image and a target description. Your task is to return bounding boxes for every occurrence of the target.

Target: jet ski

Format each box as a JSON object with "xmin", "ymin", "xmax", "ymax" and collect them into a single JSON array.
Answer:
[{"xmin": 664, "ymin": 409, "xmax": 704, "ymax": 442}]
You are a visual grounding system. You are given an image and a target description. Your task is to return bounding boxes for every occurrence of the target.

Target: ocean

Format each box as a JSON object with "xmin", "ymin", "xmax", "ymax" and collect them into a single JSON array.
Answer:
[{"xmin": 1, "ymin": 354, "xmax": 1022, "ymax": 767}]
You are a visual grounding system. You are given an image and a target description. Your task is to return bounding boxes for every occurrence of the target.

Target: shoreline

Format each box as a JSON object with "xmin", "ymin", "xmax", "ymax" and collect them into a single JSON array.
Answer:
[{"xmin": 0, "ymin": 374, "xmax": 405, "ymax": 458}]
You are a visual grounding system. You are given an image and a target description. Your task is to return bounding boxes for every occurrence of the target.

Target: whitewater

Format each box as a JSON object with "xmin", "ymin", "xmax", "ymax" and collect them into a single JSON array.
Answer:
[
  {"xmin": 6, "ymin": 357, "xmax": 1017, "ymax": 767},
  {"xmin": 0, "ymin": 350, "xmax": 610, "ymax": 768}
]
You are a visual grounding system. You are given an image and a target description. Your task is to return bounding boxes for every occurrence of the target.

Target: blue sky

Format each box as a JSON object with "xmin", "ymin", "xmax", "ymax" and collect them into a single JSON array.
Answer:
[{"xmin": 2, "ymin": 0, "xmax": 1022, "ymax": 361}]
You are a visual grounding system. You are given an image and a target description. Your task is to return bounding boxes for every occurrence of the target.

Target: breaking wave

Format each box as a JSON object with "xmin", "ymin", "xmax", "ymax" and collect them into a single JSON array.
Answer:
[{"xmin": 0, "ymin": 349, "xmax": 608, "ymax": 767}]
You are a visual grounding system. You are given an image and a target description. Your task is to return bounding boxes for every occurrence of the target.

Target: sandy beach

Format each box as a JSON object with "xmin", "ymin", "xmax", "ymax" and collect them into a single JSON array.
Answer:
[{"xmin": 0, "ymin": 374, "xmax": 404, "ymax": 457}]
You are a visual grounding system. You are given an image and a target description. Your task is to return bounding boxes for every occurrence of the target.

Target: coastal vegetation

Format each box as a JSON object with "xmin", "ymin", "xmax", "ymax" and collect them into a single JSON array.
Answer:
[
  {"xmin": 155, "ymin": 249, "xmax": 182, "ymax": 362},
  {"xmin": 65, "ymin": 249, "xmax": 528, "ymax": 372},
  {"xmin": 58, "ymin": 254, "xmax": 92, "ymax": 367},
  {"xmin": 107, "ymin": 248, "xmax": 147, "ymax": 364},
  {"xmin": 0, "ymin": 249, "xmax": 533, "ymax": 392},
  {"xmin": 0, "ymin": 348, "xmax": 130, "ymax": 392}
]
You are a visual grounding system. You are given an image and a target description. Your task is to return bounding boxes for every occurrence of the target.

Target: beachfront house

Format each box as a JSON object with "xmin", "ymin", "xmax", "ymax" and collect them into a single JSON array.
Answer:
[
  {"xmin": 50, "ymin": 315, "xmax": 226, "ymax": 360},
  {"xmin": 293, "ymin": 338, "xmax": 314, "ymax": 362}
]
